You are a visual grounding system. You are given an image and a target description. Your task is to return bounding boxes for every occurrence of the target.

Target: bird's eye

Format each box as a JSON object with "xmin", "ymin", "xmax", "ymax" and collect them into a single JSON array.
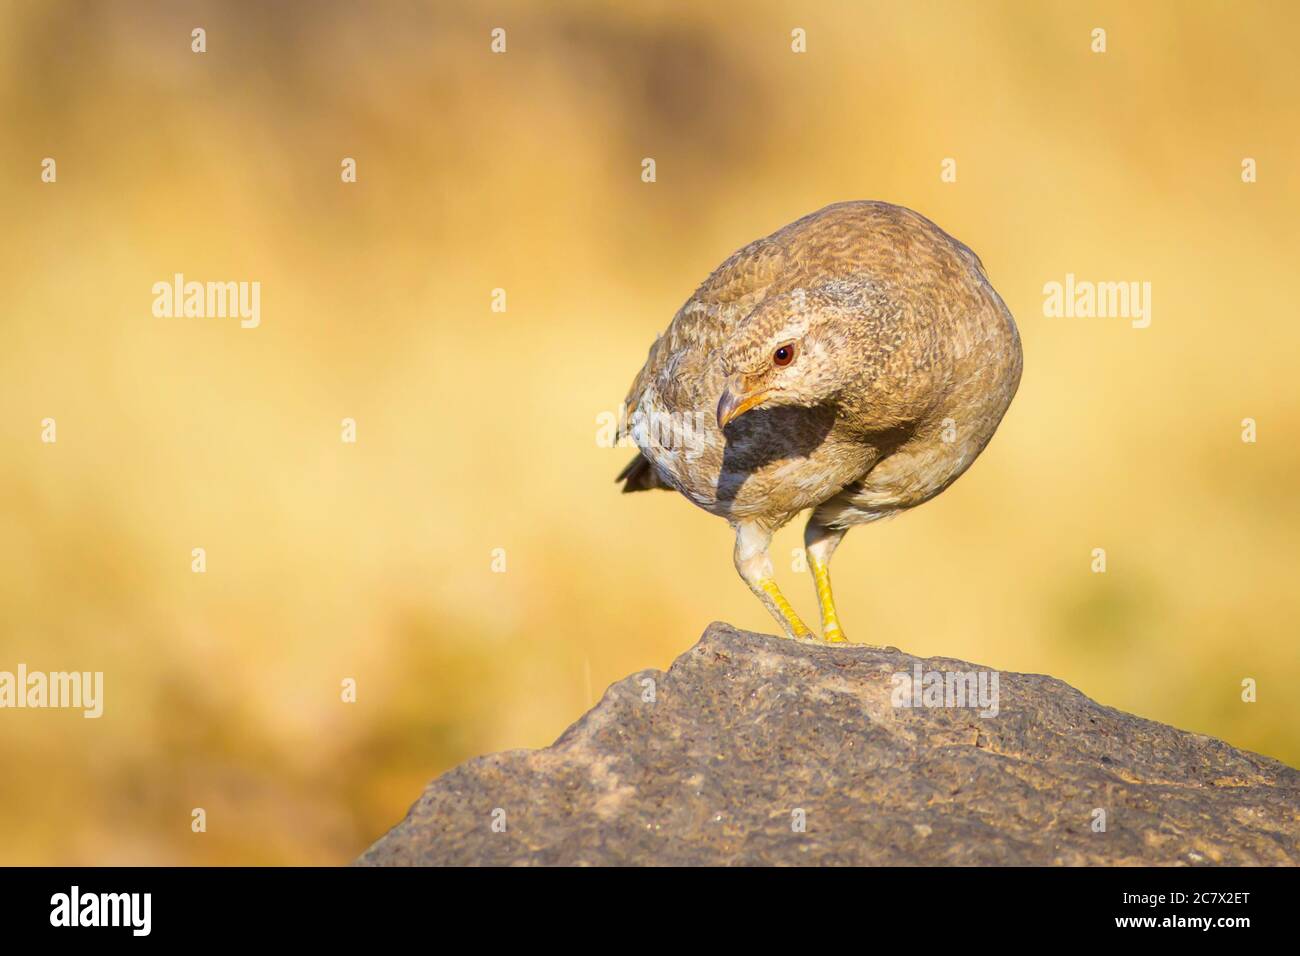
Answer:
[{"xmin": 773, "ymin": 344, "xmax": 795, "ymax": 367}]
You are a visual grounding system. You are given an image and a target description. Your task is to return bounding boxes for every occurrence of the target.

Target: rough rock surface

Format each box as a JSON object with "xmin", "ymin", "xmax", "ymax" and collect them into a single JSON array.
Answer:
[{"xmin": 358, "ymin": 623, "xmax": 1300, "ymax": 865}]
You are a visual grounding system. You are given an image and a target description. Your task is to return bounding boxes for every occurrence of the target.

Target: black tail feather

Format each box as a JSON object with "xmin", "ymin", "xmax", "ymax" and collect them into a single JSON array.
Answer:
[{"xmin": 616, "ymin": 452, "xmax": 668, "ymax": 493}]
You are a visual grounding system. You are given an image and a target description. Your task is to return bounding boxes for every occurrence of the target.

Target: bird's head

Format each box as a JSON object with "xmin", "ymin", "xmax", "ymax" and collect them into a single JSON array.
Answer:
[{"xmin": 716, "ymin": 289, "xmax": 844, "ymax": 430}]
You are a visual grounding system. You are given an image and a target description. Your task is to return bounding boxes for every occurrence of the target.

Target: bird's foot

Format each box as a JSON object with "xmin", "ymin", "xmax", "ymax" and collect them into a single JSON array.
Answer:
[{"xmin": 822, "ymin": 627, "xmax": 849, "ymax": 644}]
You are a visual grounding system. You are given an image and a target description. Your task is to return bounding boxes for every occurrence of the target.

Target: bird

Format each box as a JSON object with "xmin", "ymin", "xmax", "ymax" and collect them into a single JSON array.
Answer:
[{"xmin": 616, "ymin": 201, "xmax": 1022, "ymax": 643}]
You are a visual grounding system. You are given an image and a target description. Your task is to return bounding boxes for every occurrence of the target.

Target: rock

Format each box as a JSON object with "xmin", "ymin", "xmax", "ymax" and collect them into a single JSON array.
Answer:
[{"xmin": 357, "ymin": 622, "xmax": 1300, "ymax": 865}]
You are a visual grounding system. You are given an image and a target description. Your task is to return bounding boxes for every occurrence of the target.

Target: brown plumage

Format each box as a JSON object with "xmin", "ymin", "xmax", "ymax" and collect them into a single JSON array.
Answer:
[{"xmin": 617, "ymin": 201, "xmax": 1022, "ymax": 642}]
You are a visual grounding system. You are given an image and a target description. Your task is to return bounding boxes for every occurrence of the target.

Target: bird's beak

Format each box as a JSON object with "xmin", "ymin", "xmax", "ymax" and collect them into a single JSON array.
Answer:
[{"xmin": 717, "ymin": 380, "xmax": 772, "ymax": 429}]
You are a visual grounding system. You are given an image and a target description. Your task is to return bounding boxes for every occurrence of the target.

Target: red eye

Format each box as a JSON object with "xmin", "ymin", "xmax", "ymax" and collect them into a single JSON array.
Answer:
[{"xmin": 773, "ymin": 344, "xmax": 794, "ymax": 367}]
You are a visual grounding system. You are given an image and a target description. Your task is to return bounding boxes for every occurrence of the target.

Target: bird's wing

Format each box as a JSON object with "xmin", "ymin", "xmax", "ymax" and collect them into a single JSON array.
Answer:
[{"xmin": 622, "ymin": 234, "xmax": 789, "ymax": 418}]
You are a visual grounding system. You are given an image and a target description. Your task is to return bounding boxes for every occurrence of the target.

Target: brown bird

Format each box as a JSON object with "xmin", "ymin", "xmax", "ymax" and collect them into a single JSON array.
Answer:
[{"xmin": 617, "ymin": 201, "xmax": 1022, "ymax": 643}]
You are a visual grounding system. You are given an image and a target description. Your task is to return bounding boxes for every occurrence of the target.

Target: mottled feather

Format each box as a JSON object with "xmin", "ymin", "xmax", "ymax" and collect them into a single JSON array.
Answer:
[{"xmin": 618, "ymin": 200, "xmax": 1021, "ymax": 535}]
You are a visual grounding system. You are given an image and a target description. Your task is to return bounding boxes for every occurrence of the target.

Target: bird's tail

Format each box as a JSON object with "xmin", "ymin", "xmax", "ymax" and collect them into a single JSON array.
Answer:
[{"xmin": 615, "ymin": 452, "xmax": 670, "ymax": 493}]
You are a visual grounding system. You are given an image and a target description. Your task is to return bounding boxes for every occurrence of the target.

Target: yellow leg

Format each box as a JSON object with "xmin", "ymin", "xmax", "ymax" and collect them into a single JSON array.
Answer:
[
  {"xmin": 758, "ymin": 579, "xmax": 814, "ymax": 639},
  {"xmin": 810, "ymin": 557, "xmax": 847, "ymax": 643},
  {"xmin": 734, "ymin": 521, "xmax": 814, "ymax": 640},
  {"xmin": 805, "ymin": 517, "xmax": 850, "ymax": 643}
]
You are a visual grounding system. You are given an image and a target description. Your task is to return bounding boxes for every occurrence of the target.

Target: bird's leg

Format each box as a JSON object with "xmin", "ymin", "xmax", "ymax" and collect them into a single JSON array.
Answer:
[
  {"xmin": 734, "ymin": 521, "xmax": 814, "ymax": 640},
  {"xmin": 805, "ymin": 518, "xmax": 849, "ymax": 643}
]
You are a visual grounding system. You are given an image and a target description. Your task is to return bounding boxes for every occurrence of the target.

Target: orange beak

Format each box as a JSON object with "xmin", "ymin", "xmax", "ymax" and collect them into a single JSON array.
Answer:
[{"xmin": 717, "ymin": 381, "xmax": 772, "ymax": 429}]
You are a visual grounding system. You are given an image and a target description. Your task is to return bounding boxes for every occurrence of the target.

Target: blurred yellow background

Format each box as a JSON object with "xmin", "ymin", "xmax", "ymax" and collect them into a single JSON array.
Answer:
[{"xmin": 1, "ymin": 1, "xmax": 1297, "ymax": 864}]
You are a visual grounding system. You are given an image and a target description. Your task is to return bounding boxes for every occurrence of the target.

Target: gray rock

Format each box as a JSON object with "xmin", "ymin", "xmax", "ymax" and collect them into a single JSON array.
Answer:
[{"xmin": 357, "ymin": 622, "xmax": 1300, "ymax": 865}]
